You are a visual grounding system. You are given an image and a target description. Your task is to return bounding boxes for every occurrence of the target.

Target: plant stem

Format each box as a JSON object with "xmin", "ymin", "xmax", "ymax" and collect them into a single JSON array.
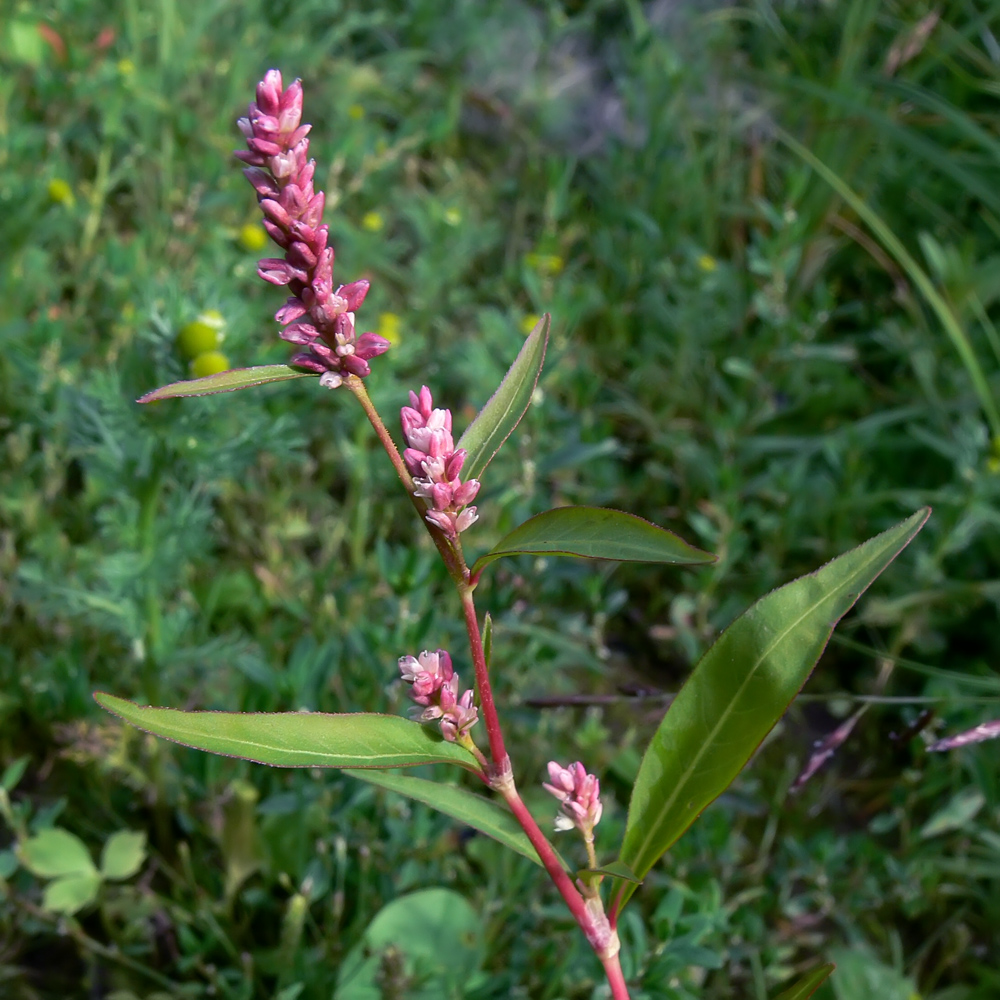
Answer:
[
  {"xmin": 459, "ymin": 587, "xmax": 507, "ymax": 771},
  {"xmin": 349, "ymin": 375, "xmax": 627, "ymax": 994},
  {"xmin": 459, "ymin": 587, "xmax": 625, "ymax": 991},
  {"xmin": 602, "ymin": 951, "xmax": 631, "ymax": 1000}
]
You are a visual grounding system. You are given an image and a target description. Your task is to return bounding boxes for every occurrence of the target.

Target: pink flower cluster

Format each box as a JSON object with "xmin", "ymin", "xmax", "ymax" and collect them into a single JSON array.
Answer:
[
  {"xmin": 400, "ymin": 386, "xmax": 480, "ymax": 538},
  {"xmin": 236, "ymin": 70, "xmax": 389, "ymax": 388},
  {"xmin": 398, "ymin": 649, "xmax": 478, "ymax": 743},
  {"xmin": 544, "ymin": 761, "xmax": 603, "ymax": 834}
]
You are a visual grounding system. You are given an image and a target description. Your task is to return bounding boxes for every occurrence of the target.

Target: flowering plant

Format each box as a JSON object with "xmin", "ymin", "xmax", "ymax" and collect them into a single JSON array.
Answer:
[{"xmin": 96, "ymin": 71, "xmax": 930, "ymax": 998}]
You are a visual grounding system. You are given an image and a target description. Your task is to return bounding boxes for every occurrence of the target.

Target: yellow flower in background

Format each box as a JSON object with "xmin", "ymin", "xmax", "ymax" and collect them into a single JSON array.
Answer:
[
  {"xmin": 989, "ymin": 435, "xmax": 1000, "ymax": 474},
  {"xmin": 190, "ymin": 350, "xmax": 230, "ymax": 378},
  {"xmin": 444, "ymin": 208, "xmax": 462, "ymax": 227},
  {"xmin": 348, "ymin": 103, "xmax": 364, "ymax": 120},
  {"xmin": 362, "ymin": 211, "xmax": 384, "ymax": 232},
  {"xmin": 47, "ymin": 178, "xmax": 75, "ymax": 207},
  {"xmin": 521, "ymin": 314, "xmax": 541, "ymax": 335},
  {"xmin": 697, "ymin": 254, "xmax": 717, "ymax": 273},
  {"xmin": 238, "ymin": 222, "xmax": 268, "ymax": 253},
  {"xmin": 177, "ymin": 311, "xmax": 226, "ymax": 359},
  {"xmin": 525, "ymin": 252, "xmax": 564, "ymax": 277},
  {"xmin": 377, "ymin": 312, "xmax": 401, "ymax": 345},
  {"xmin": 117, "ymin": 58, "xmax": 135, "ymax": 76}
]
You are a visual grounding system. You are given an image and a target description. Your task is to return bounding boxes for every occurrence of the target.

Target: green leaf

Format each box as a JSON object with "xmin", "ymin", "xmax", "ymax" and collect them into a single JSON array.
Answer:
[
  {"xmin": 344, "ymin": 769, "xmax": 568, "ymax": 870},
  {"xmin": 0, "ymin": 848, "xmax": 17, "ymax": 879},
  {"xmin": 828, "ymin": 947, "xmax": 914, "ymax": 1000},
  {"xmin": 456, "ymin": 314, "xmax": 549, "ymax": 482},
  {"xmin": 100, "ymin": 830, "xmax": 147, "ymax": 881},
  {"xmin": 19, "ymin": 828, "xmax": 97, "ymax": 879},
  {"xmin": 579, "ymin": 860, "xmax": 642, "ymax": 884},
  {"xmin": 42, "ymin": 873, "xmax": 102, "ymax": 915},
  {"xmin": 919, "ymin": 787, "xmax": 985, "ymax": 839},
  {"xmin": 615, "ymin": 509, "xmax": 929, "ymax": 915},
  {"xmin": 483, "ymin": 612, "xmax": 493, "ymax": 669},
  {"xmin": 772, "ymin": 964, "xmax": 835, "ymax": 1000},
  {"xmin": 1, "ymin": 755, "xmax": 29, "ymax": 792},
  {"xmin": 95, "ymin": 693, "xmax": 480, "ymax": 772},
  {"xmin": 471, "ymin": 506, "xmax": 714, "ymax": 577},
  {"xmin": 137, "ymin": 365, "xmax": 315, "ymax": 403},
  {"xmin": 336, "ymin": 889, "xmax": 484, "ymax": 1000}
]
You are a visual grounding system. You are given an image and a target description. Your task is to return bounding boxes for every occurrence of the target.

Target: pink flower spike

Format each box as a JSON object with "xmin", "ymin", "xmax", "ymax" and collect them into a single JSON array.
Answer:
[
  {"xmin": 455, "ymin": 507, "xmax": 479, "ymax": 533},
  {"xmin": 275, "ymin": 297, "xmax": 308, "ymax": 325},
  {"xmin": 237, "ymin": 71, "xmax": 382, "ymax": 381},
  {"xmin": 255, "ymin": 70, "xmax": 284, "ymax": 115},
  {"xmin": 440, "ymin": 689, "xmax": 479, "ymax": 743},
  {"xmin": 425, "ymin": 510, "xmax": 457, "ymax": 537},
  {"xmin": 543, "ymin": 761, "xmax": 603, "ymax": 834},
  {"xmin": 289, "ymin": 352, "xmax": 328, "ymax": 374},
  {"xmin": 338, "ymin": 279, "xmax": 370, "ymax": 311},
  {"xmin": 354, "ymin": 332, "xmax": 391, "ymax": 359}
]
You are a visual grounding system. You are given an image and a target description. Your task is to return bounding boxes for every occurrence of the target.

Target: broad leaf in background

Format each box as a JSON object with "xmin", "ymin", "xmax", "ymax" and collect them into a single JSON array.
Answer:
[
  {"xmin": 457, "ymin": 314, "xmax": 549, "ymax": 482},
  {"xmin": 772, "ymin": 964, "xmax": 835, "ymax": 1000},
  {"xmin": 828, "ymin": 947, "xmax": 915, "ymax": 1000},
  {"xmin": 137, "ymin": 365, "xmax": 315, "ymax": 402},
  {"xmin": 99, "ymin": 830, "xmax": 147, "ymax": 881},
  {"xmin": 614, "ymin": 509, "xmax": 929, "ymax": 915},
  {"xmin": 335, "ymin": 889, "xmax": 484, "ymax": 1000},
  {"xmin": 471, "ymin": 506, "xmax": 714, "ymax": 578},
  {"xmin": 95, "ymin": 694, "xmax": 479, "ymax": 771},
  {"xmin": 18, "ymin": 827, "xmax": 101, "ymax": 916},
  {"xmin": 344, "ymin": 769, "xmax": 568, "ymax": 870}
]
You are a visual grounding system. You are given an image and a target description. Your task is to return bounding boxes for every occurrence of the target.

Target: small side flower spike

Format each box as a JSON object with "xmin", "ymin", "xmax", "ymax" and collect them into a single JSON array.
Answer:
[
  {"xmin": 236, "ymin": 70, "xmax": 389, "ymax": 384},
  {"xmin": 400, "ymin": 386, "xmax": 480, "ymax": 538},
  {"xmin": 398, "ymin": 649, "xmax": 478, "ymax": 743},
  {"xmin": 544, "ymin": 761, "xmax": 603, "ymax": 835}
]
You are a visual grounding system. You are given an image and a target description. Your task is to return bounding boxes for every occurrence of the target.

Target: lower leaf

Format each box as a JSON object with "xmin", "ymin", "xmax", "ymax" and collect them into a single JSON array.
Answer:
[
  {"xmin": 95, "ymin": 693, "xmax": 480, "ymax": 771},
  {"xmin": 344, "ymin": 769, "xmax": 569, "ymax": 870},
  {"xmin": 773, "ymin": 963, "xmax": 835, "ymax": 999}
]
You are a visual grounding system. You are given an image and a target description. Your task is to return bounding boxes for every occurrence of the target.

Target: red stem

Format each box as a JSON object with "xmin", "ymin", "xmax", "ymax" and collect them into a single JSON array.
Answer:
[
  {"xmin": 459, "ymin": 588, "xmax": 507, "ymax": 770},
  {"xmin": 502, "ymin": 787, "xmax": 594, "ymax": 933},
  {"xmin": 602, "ymin": 951, "xmax": 631, "ymax": 1000},
  {"xmin": 349, "ymin": 376, "xmax": 628, "ymax": 996}
]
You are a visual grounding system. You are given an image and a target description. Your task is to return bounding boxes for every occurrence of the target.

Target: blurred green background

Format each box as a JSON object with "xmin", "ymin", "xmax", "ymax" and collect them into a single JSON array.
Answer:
[{"xmin": 2, "ymin": 0, "xmax": 1000, "ymax": 997}]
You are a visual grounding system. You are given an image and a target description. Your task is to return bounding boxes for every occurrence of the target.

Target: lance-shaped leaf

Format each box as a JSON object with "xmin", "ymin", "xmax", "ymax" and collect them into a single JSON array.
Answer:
[
  {"xmin": 138, "ymin": 365, "xmax": 315, "ymax": 403},
  {"xmin": 94, "ymin": 694, "xmax": 479, "ymax": 771},
  {"xmin": 344, "ymin": 769, "xmax": 568, "ymax": 870},
  {"xmin": 772, "ymin": 964, "xmax": 835, "ymax": 1000},
  {"xmin": 613, "ymin": 509, "xmax": 929, "ymax": 915},
  {"xmin": 471, "ymin": 506, "xmax": 714, "ymax": 578},
  {"xmin": 457, "ymin": 314, "xmax": 549, "ymax": 482}
]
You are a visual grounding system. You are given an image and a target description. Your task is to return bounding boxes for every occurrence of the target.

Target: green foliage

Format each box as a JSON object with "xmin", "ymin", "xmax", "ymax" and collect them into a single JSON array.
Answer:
[
  {"xmin": 456, "ymin": 313, "xmax": 549, "ymax": 481},
  {"xmin": 96, "ymin": 694, "xmax": 479, "ymax": 770},
  {"xmin": 616, "ymin": 509, "xmax": 928, "ymax": 913},
  {"xmin": 334, "ymin": 888, "xmax": 485, "ymax": 999},
  {"xmin": 344, "ymin": 769, "xmax": 561, "ymax": 869},
  {"xmin": 773, "ymin": 964, "xmax": 835, "ymax": 1000},
  {"xmin": 138, "ymin": 364, "xmax": 316, "ymax": 401},
  {"xmin": 2, "ymin": 0, "xmax": 999, "ymax": 996},
  {"xmin": 471, "ymin": 505, "xmax": 715, "ymax": 577}
]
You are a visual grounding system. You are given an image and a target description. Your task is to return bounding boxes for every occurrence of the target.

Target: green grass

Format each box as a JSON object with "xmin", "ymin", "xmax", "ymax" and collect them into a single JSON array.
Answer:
[{"xmin": 2, "ymin": 1, "xmax": 1000, "ymax": 997}]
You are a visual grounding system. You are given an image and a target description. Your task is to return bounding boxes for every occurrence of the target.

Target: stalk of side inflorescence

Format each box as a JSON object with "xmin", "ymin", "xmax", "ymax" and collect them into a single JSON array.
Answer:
[
  {"xmin": 458, "ymin": 587, "xmax": 508, "ymax": 775},
  {"xmin": 457, "ymin": 586, "xmax": 624, "ymax": 988}
]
